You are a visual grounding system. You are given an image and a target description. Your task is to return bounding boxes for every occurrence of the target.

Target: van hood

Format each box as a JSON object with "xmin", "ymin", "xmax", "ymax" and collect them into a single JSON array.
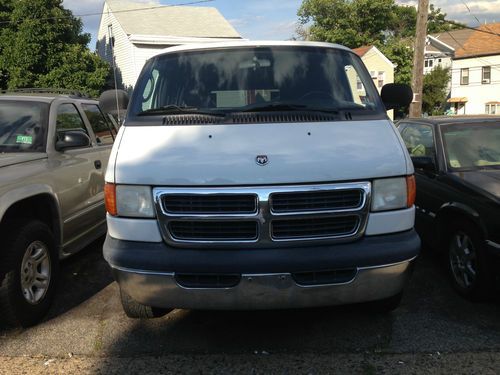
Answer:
[
  {"xmin": 0, "ymin": 153, "xmax": 47, "ymax": 169},
  {"xmin": 113, "ymin": 120, "xmax": 409, "ymax": 186}
]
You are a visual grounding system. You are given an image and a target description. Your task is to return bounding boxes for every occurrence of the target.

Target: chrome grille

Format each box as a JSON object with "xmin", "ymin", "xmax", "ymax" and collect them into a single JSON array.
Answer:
[
  {"xmin": 271, "ymin": 216, "xmax": 360, "ymax": 240},
  {"xmin": 154, "ymin": 182, "xmax": 371, "ymax": 247},
  {"xmin": 169, "ymin": 221, "xmax": 258, "ymax": 241},
  {"xmin": 163, "ymin": 194, "xmax": 257, "ymax": 214},
  {"xmin": 271, "ymin": 190, "xmax": 363, "ymax": 213}
]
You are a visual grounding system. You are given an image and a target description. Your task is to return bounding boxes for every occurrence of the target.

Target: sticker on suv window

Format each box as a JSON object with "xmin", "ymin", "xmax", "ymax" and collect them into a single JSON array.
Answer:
[{"xmin": 16, "ymin": 135, "xmax": 33, "ymax": 145}]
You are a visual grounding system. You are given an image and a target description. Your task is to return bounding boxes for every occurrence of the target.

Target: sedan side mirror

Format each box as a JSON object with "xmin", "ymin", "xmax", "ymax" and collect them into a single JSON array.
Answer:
[
  {"xmin": 411, "ymin": 156, "xmax": 436, "ymax": 172},
  {"xmin": 55, "ymin": 130, "xmax": 91, "ymax": 151},
  {"xmin": 381, "ymin": 84, "xmax": 413, "ymax": 110}
]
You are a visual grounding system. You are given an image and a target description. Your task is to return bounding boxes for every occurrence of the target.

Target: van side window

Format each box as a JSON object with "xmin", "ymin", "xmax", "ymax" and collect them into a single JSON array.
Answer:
[
  {"xmin": 82, "ymin": 104, "xmax": 116, "ymax": 145},
  {"xmin": 401, "ymin": 124, "xmax": 435, "ymax": 157},
  {"xmin": 56, "ymin": 104, "xmax": 89, "ymax": 146}
]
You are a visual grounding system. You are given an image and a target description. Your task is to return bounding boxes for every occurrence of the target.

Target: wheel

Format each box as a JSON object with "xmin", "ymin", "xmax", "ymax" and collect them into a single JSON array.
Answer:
[
  {"xmin": 0, "ymin": 221, "xmax": 58, "ymax": 327},
  {"xmin": 120, "ymin": 289, "xmax": 170, "ymax": 319},
  {"xmin": 364, "ymin": 292, "xmax": 403, "ymax": 313},
  {"xmin": 447, "ymin": 220, "xmax": 493, "ymax": 300}
]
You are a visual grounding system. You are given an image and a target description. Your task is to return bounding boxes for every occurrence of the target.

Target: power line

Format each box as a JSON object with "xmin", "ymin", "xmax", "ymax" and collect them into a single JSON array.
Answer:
[{"xmin": 0, "ymin": 0, "xmax": 215, "ymax": 25}]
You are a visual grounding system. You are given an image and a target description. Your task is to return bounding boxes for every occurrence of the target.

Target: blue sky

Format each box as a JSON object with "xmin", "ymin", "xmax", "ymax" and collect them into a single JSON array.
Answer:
[{"xmin": 62, "ymin": 0, "xmax": 500, "ymax": 49}]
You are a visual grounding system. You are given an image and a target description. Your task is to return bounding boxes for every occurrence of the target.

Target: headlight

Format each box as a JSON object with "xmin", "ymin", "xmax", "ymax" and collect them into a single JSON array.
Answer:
[
  {"xmin": 115, "ymin": 185, "xmax": 155, "ymax": 218},
  {"xmin": 372, "ymin": 177, "xmax": 414, "ymax": 212}
]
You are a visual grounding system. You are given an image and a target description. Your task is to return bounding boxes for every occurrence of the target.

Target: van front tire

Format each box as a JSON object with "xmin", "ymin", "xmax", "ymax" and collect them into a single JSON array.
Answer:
[{"xmin": 120, "ymin": 289, "xmax": 170, "ymax": 319}]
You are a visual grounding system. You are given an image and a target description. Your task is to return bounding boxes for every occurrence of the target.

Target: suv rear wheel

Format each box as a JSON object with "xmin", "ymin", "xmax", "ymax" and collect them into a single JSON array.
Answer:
[{"xmin": 0, "ymin": 221, "xmax": 59, "ymax": 327}]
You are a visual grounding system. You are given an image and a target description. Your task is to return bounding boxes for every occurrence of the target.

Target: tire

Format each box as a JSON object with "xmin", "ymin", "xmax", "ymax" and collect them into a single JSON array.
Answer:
[
  {"xmin": 364, "ymin": 292, "xmax": 403, "ymax": 313},
  {"xmin": 120, "ymin": 289, "xmax": 170, "ymax": 319},
  {"xmin": 0, "ymin": 221, "xmax": 59, "ymax": 327},
  {"xmin": 446, "ymin": 220, "xmax": 493, "ymax": 301}
]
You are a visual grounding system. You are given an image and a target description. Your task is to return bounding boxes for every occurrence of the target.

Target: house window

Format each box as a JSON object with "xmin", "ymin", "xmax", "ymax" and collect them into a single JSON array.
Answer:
[
  {"xmin": 356, "ymin": 77, "xmax": 363, "ymax": 91},
  {"xmin": 482, "ymin": 66, "xmax": 491, "ymax": 84},
  {"xmin": 486, "ymin": 104, "xmax": 498, "ymax": 114},
  {"xmin": 429, "ymin": 59, "xmax": 433, "ymax": 68},
  {"xmin": 377, "ymin": 71, "xmax": 385, "ymax": 88},
  {"xmin": 370, "ymin": 71, "xmax": 377, "ymax": 80},
  {"xmin": 438, "ymin": 58, "xmax": 442, "ymax": 63},
  {"xmin": 460, "ymin": 68, "xmax": 469, "ymax": 85},
  {"xmin": 424, "ymin": 60, "xmax": 428, "ymax": 68}
]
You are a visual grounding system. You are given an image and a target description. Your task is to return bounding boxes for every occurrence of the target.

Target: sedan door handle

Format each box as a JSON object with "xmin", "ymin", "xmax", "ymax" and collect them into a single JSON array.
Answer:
[{"xmin": 94, "ymin": 160, "xmax": 102, "ymax": 169}]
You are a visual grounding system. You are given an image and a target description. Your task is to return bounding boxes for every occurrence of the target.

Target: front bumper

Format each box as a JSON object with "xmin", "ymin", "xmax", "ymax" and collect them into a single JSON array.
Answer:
[
  {"xmin": 112, "ymin": 260, "xmax": 414, "ymax": 310},
  {"xmin": 104, "ymin": 229, "xmax": 420, "ymax": 310}
]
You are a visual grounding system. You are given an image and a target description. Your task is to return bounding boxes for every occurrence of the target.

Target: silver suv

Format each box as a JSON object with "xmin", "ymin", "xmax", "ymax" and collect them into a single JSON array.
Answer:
[{"xmin": 0, "ymin": 90, "xmax": 117, "ymax": 327}]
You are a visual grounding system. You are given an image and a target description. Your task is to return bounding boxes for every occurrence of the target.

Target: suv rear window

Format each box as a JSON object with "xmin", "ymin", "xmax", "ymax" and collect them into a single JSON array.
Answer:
[
  {"xmin": 130, "ymin": 46, "xmax": 384, "ymax": 120},
  {"xmin": 0, "ymin": 101, "xmax": 49, "ymax": 152}
]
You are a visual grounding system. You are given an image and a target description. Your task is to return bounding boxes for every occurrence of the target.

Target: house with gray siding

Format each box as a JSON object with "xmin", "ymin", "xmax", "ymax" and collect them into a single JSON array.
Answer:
[{"xmin": 96, "ymin": 0, "xmax": 242, "ymax": 89}]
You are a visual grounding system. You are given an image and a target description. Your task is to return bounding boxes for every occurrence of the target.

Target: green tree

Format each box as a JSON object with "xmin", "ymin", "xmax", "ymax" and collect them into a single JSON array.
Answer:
[
  {"xmin": 422, "ymin": 65, "xmax": 450, "ymax": 115},
  {"xmin": 0, "ymin": 0, "xmax": 110, "ymax": 96},
  {"xmin": 297, "ymin": 0, "xmax": 463, "ymax": 85}
]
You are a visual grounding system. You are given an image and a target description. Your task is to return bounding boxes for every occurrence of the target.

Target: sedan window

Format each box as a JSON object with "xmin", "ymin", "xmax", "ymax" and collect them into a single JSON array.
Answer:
[
  {"xmin": 442, "ymin": 123, "xmax": 500, "ymax": 169},
  {"xmin": 401, "ymin": 124, "xmax": 435, "ymax": 157}
]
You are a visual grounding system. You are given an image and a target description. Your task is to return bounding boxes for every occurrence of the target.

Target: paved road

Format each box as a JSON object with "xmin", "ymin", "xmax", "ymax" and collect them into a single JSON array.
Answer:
[{"xmin": 1, "ymin": 237, "xmax": 499, "ymax": 373}]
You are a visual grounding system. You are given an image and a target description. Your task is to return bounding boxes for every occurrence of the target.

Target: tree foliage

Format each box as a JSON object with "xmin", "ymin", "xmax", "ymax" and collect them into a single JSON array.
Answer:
[
  {"xmin": 297, "ymin": 0, "xmax": 463, "ymax": 85},
  {"xmin": 0, "ymin": 0, "xmax": 110, "ymax": 96},
  {"xmin": 422, "ymin": 65, "xmax": 450, "ymax": 115}
]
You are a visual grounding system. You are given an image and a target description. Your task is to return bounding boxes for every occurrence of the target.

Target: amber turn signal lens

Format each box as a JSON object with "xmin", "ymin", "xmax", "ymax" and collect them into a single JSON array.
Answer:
[
  {"xmin": 406, "ymin": 175, "xmax": 416, "ymax": 208},
  {"xmin": 104, "ymin": 183, "xmax": 117, "ymax": 216}
]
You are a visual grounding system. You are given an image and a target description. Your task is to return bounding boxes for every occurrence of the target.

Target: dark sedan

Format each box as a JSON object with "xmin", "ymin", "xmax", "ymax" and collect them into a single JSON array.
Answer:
[{"xmin": 397, "ymin": 116, "xmax": 500, "ymax": 300}]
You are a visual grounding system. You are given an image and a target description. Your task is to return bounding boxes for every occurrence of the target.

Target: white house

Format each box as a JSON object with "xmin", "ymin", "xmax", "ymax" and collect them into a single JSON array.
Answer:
[
  {"xmin": 448, "ymin": 23, "xmax": 500, "ymax": 115},
  {"xmin": 424, "ymin": 29, "xmax": 474, "ymax": 75},
  {"xmin": 96, "ymin": 0, "xmax": 242, "ymax": 89}
]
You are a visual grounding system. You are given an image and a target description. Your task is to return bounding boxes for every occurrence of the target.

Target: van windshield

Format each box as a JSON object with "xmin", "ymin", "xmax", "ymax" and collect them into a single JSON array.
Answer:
[
  {"xmin": 130, "ymin": 46, "xmax": 385, "ymax": 119},
  {"xmin": 0, "ymin": 101, "xmax": 49, "ymax": 152}
]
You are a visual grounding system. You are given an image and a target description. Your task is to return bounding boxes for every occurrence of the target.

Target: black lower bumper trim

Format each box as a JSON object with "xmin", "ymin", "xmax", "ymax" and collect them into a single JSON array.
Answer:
[{"xmin": 104, "ymin": 229, "xmax": 420, "ymax": 274}]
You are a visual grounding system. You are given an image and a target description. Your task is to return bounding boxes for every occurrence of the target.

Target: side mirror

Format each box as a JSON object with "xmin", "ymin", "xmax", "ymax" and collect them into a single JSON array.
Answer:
[
  {"xmin": 99, "ymin": 89, "xmax": 129, "ymax": 116},
  {"xmin": 381, "ymin": 83, "xmax": 413, "ymax": 110},
  {"xmin": 56, "ymin": 131, "xmax": 91, "ymax": 151},
  {"xmin": 411, "ymin": 156, "xmax": 436, "ymax": 172}
]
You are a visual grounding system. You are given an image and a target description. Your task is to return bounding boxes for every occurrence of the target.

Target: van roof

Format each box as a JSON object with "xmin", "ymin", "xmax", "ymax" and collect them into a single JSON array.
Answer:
[{"xmin": 150, "ymin": 40, "xmax": 352, "ymax": 59}]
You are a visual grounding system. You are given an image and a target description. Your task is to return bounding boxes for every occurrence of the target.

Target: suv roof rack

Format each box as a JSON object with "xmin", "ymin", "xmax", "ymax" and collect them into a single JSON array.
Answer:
[{"xmin": 0, "ymin": 88, "xmax": 93, "ymax": 99}]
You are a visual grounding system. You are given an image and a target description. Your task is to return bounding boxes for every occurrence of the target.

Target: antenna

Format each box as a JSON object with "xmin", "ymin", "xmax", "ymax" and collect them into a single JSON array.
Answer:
[{"xmin": 108, "ymin": 22, "xmax": 122, "ymax": 125}]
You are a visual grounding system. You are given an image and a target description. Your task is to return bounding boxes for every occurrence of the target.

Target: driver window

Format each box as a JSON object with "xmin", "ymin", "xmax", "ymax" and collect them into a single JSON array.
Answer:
[
  {"xmin": 56, "ymin": 103, "xmax": 89, "ymax": 145},
  {"xmin": 401, "ymin": 124, "xmax": 435, "ymax": 157},
  {"xmin": 142, "ymin": 69, "xmax": 159, "ymax": 111}
]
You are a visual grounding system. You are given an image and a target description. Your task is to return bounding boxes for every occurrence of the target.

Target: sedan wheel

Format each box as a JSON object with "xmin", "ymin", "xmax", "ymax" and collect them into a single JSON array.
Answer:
[
  {"xmin": 446, "ymin": 221, "xmax": 493, "ymax": 301},
  {"xmin": 449, "ymin": 231, "xmax": 477, "ymax": 290}
]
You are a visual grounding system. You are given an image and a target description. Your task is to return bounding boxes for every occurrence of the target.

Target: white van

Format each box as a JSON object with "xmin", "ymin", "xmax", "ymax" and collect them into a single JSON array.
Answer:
[{"xmin": 101, "ymin": 41, "xmax": 420, "ymax": 318}]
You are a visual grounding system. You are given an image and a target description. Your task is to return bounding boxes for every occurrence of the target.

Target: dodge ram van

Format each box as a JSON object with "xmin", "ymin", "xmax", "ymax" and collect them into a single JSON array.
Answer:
[{"xmin": 102, "ymin": 41, "xmax": 420, "ymax": 318}]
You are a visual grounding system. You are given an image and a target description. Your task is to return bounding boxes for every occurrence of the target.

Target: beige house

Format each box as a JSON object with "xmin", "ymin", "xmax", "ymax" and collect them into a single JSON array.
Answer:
[
  {"xmin": 96, "ymin": 0, "xmax": 242, "ymax": 89},
  {"xmin": 353, "ymin": 45, "xmax": 395, "ymax": 118}
]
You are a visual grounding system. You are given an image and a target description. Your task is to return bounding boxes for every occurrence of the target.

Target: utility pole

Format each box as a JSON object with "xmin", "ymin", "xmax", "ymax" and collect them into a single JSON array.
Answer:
[{"xmin": 409, "ymin": 0, "xmax": 429, "ymax": 118}]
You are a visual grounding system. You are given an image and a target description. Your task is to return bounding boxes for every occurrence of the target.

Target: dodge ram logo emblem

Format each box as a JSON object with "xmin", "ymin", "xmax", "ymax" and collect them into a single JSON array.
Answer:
[{"xmin": 256, "ymin": 155, "xmax": 269, "ymax": 166}]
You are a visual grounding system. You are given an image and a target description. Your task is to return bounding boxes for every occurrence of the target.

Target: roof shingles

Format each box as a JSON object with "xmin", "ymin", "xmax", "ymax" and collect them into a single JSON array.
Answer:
[{"xmin": 106, "ymin": 0, "xmax": 241, "ymax": 39}]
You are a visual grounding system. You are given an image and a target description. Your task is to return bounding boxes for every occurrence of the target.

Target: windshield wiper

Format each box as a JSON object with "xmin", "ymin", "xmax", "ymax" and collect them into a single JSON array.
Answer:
[
  {"xmin": 239, "ymin": 102, "xmax": 339, "ymax": 114},
  {"xmin": 138, "ymin": 105, "xmax": 226, "ymax": 117}
]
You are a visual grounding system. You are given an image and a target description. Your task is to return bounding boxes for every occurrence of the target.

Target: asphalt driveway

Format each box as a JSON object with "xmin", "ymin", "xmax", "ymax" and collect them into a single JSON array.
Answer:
[{"xmin": 1, "ymin": 237, "xmax": 499, "ymax": 373}]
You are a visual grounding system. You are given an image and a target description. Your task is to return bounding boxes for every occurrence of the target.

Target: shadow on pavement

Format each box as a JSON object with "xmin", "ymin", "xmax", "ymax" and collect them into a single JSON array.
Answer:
[
  {"xmin": 46, "ymin": 236, "xmax": 114, "ymax": 320},
  {"xmin": 93, "ymin": 250, "xmax": 500, "ymax": 373}
]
